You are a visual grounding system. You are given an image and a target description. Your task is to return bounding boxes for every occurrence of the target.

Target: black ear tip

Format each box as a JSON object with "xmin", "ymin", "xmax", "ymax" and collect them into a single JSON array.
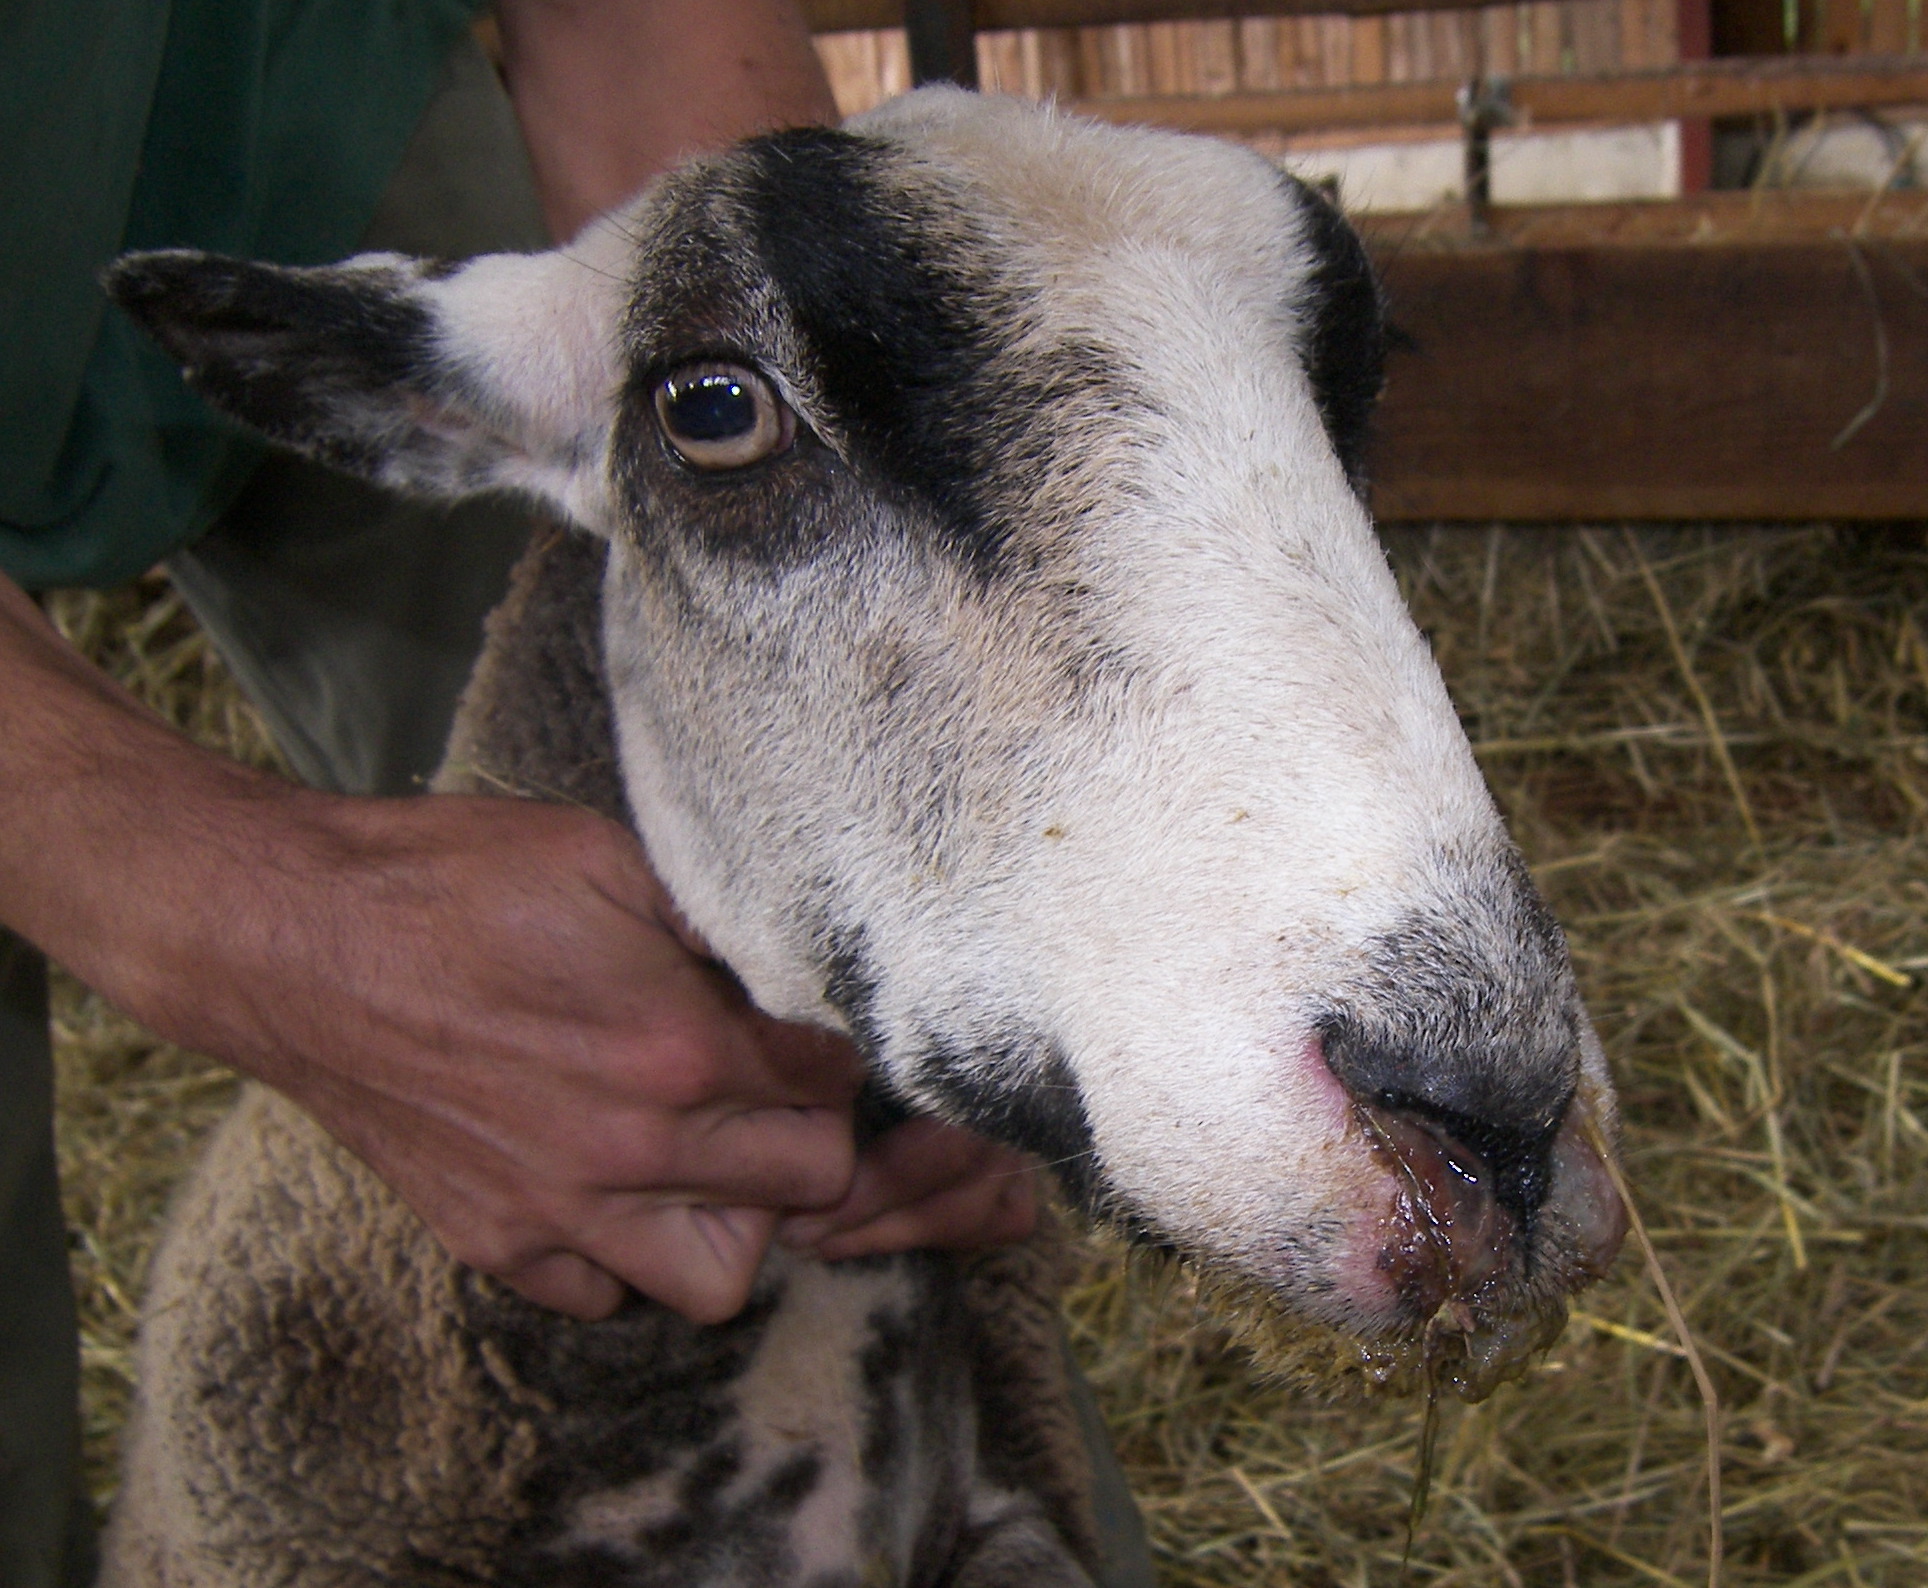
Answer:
[
  {"xmin": 103, "ymin": 248, "xmax": 196, "ymax": 297},
  {"xmin": 101, "ymin": 249, "xmax": 224, "ymax": 327}
]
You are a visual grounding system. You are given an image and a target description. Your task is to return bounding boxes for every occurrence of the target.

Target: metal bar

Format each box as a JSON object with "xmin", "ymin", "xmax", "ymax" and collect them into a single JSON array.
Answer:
[
  {"xmin": 905, "ymin": 0, "xmax": 980, "ymax": 85},
  {"xmin": 1456, "ymin": 77, "xmax": 1508, "ymax": 237},
  {"xmin": 1068, "ymin": 54, "xmax": 1928, "ymax": 137}
]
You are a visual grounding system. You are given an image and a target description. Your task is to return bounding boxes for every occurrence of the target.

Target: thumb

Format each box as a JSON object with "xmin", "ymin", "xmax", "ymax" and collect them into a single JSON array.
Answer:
[{"xmin": 588, "ymin": 1203, "xmax": 782, "ymax": 1325}]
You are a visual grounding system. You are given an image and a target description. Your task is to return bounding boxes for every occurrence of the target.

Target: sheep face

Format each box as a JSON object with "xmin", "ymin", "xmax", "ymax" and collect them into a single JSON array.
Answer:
[{"xmin": 110, "ymin": 89, "xmax": 1622, "ymax": 1396}]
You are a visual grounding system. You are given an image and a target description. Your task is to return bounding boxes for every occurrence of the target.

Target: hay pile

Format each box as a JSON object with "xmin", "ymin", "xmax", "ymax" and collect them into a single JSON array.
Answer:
[{"xmin": 49, "ymin": 526, "xmax": 1928, "ymax": 1585}]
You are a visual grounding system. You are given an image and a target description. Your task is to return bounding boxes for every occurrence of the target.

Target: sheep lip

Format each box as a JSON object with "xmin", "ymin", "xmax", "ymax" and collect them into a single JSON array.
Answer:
[
  {"xmin": 1325, "ymin": 1096, "xmax": 1627, "ymax": 1401},
  {"xmin": 1359, "ymin": 1103, "xmax": 1517, "ymax": 1314}
]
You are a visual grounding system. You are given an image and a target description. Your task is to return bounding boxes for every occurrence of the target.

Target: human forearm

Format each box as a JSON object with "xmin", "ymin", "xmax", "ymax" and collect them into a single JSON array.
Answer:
[
  {"xmin": 0, "ymin": 573, "xmax": 302, "ymax": 1037},
  {"xmin": 493, "ymin": 0, "xmax": 838, "ymax": 239},
  {"xmin": 0, "ymin": 574, "xmax": 867, "ymax": 1318}
]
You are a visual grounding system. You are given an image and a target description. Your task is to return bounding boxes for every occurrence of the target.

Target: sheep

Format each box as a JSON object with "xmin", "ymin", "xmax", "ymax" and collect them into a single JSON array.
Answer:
[{"xmin": 98, "ymin": 88, "xmax": 1627, "ymax": 1586}]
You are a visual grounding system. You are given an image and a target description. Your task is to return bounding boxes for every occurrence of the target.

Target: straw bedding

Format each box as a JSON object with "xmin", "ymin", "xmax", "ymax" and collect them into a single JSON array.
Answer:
[{"xmin": 48, "ymin": 523, "xmax": 1928, "ymax": 1585}]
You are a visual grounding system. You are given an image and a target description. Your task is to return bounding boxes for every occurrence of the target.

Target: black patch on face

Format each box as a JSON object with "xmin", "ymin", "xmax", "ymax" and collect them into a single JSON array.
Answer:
[
  {"xmin": 1316, "ymin": 851, "xmax": 1581, "ymax": 1228},
  {"xmin": 818, "ymin": 924, "xmax": 917, "ymax": 1143},
  {"xmin": 736, "ymin": 128, "xmax": 1008, "ymax": 565},
  {"xmin": 822, "ymin": 922, "xmax": 1095, "ymax": 1190},
  {"xmin": 105, "ymin": 251, "xmax": 441, "ymax": 478},
  {"xmin": 822, "ymin": 922, "xmax": 886, "ymax": 1057},
  {"xmin": 912, "ymin": 1034, "xmax": 1100, "ymax": 1206},
  {"xmin": 1279, "ymin": 178, "xmax": 1387, "ymax": 497},
  {"xmin": 731, "ymin": 128, "xmax": 1142, "ymax": 579}
]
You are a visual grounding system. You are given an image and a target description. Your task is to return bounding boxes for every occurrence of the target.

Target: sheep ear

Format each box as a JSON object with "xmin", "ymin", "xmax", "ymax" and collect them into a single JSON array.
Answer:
[{"xmin": 105, "ymin": 242, "xmax": 629, "ymax": 531}]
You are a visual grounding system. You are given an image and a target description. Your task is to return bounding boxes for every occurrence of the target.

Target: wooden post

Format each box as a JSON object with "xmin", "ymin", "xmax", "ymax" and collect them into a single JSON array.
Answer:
[{"xmin": 1677, "ymin": 0, "xmax": 1715, "ymax": 190}]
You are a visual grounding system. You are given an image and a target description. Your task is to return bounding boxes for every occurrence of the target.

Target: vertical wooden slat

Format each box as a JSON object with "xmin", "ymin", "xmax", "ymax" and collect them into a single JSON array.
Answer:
[
  {"xmin": 1191, "ymin": 20, "xmax": 1244, "ymax": 90},
  {"xmin": 1678, "ymin": 0, "xmax": 1713, "ymax": 189},
  {"xmin": 1387, "ymin": 12, "xmax": 1416, "ymax": 78},
  {"xmin": 1237, "ymin": 18, "xmax": 1284, "ymax": 87},
  {"xmin": 1280, "ymin": 18, "xmax": 1317, "ymax": 86},
  {"xmin": 1482, "ymin": 6, "xmax": 1520, "ymax": 72},
  {"xmin": 1806, "ymin": 0, "xmax": 1871, "ymax": 50},
  {"xmin": 1040, "ymin": 28, "xmax": 1088, "ymax": 93},
  {"xmin": 1569, "ymin": 0, "xmax": 1623, "ymax": 70},
  {"xmin": 1090, "ymin": 24, "xmax": 1153, "ymax": 95},
  {"xmin": 1292, "ymin": 17, "xmax": 1325, "ymax": 83},
  {"xmin": 1319, "ymin": 14, "xmax": 1356, "ymax": 80},
  {"xmin": 977, "ymin": 29, "xmax": 1019, "ymax": 92},
  {"xmin": 1526, "ymin": 2, "xmax": 1564, "ymax": 72},
  {"xmin": 1438, "ymin": 9, "xmax": 1470, "ymax": 74},
  {"xmin": 1619, "ymin": 0, "xmax": 1657, "ymax": 68},
  {"xmin": 1012, "ymin": 29, "xmax": 1044, "ymax": 94},
  {"xmin": 1867, "ymin": 0, "xmax": 1912, "ymax": 53},
  {"xmin": 1352, "ymin": 14, "xmax": 1391, "ymax": 80},
  {"xmin": 817, "ymin": 29, "xmax": 912, "ymax": 116},
  {"xmin": 1145, "ymin": 20, "xmax": 1186, "ymax": 89}
]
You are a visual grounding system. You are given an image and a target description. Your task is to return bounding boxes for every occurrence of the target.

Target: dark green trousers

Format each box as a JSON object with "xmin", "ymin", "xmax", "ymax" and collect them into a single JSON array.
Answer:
[{"xmin": 0, "ymin": 932, "xmax": 94, "ymax": 1588}]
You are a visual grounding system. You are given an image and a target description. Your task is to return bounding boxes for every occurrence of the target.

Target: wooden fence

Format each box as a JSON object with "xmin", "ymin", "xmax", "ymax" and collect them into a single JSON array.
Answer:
[{"xmin": 802, "ymin": 4, "xmax": 1928, "ymax": 520}]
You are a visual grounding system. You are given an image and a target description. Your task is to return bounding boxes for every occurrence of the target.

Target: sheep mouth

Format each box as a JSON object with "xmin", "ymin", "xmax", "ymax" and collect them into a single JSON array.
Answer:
[
  {"xmin": 1165, "ymin": 1086, "xmax": 1626, "ymax": 1404},
  {"xmin": 1348, "ymin": 1101, "xmax": 1572, "ymax": 1400},
  {"xmin": 1352, "ymin": 1088, "xmax": 1626, "ymax": 1399}
]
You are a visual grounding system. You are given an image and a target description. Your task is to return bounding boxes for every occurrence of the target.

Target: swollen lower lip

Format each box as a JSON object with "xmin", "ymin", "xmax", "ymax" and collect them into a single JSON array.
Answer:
[{"xmin": 1358, "ymin": 1105, "xmax": 1516, "ymax": 1315}]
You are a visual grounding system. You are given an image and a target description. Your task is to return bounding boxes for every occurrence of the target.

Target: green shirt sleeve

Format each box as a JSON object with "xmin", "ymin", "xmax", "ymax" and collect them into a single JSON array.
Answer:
[{"xmin": 0, "ymin": 0, "xmax": 490, "ymax": 590}]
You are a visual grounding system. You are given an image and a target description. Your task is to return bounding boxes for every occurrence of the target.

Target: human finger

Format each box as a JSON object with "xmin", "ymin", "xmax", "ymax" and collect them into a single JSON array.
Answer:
[
  {"xmin": 585, "ymin": 1203, "xmax": 781, "ymax": 1324},
  {"xmin": 777, "ymin": 1116, "xmax": 1000, "ymax": 1244},
  {"xmin": 497, "ymin": 1249, "xmax": 629, "ymax": 1320},
  {"xmin": 732, "ymin": 1006, "xmax": 867, "ymax": 1105},
  {"xmin": 648, "ymin": 1100, "xmax": 858, "ymax": 1212},
  {"xmin": 802, "ymin": 1164, "xmax": 1038, "ymax": 1261}
]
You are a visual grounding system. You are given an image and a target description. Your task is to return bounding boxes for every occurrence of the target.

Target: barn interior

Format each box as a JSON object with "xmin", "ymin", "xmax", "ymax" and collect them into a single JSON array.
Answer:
[{"xmin": 53, "ymin": 5, "xmax": 1928, "ymax": 1584}]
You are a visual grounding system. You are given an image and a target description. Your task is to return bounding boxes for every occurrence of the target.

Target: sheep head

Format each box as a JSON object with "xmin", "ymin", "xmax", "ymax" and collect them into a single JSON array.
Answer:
[{"xmin": 109, "ymin": 89, "xmax": 1624, "ymax": 1398}]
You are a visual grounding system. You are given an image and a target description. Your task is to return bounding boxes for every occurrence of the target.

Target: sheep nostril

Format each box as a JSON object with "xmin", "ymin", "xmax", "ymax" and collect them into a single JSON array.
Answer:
[
  {"xmin": 1316, "ymin": 1016, "xmax": 1566, "ymax": 1228},
  {"xmin": 1365, "ymin": 1092, "xmax": 1558, "ymax": 1230}
]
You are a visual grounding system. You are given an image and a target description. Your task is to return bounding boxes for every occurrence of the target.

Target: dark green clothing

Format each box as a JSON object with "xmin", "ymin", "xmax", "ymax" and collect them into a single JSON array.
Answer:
[
  {"xmin": 0, "ymin": 0, "xmax": 488, "ymax": 590},
  {"xmin": 1, "ymin": 19, "xmax": 524, "ymax": 1588}
]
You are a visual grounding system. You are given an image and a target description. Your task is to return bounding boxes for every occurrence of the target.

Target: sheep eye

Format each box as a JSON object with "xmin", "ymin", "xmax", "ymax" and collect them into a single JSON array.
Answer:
[{"xmin": 654, "ymin": 362, "xmax": 793, "ymax": 470}]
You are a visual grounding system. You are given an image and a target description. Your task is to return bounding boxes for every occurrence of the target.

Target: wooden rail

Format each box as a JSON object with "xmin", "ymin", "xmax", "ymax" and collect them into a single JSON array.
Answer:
[
  {"xmin": 1359, "ymin": 196, "xmax": 1928, "ymax": 522},
  {"xmin": 1072, "ymin": 54, "xmax": 1928, "ymax": 136}
]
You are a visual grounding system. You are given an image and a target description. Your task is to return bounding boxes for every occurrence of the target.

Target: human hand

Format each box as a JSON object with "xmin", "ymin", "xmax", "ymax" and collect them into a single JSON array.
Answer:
[
  {"xmin": 779, "ymin": 1115, "xmax": 1040, "ymax": 1261},
  {"xmin": 166, "ymin": 793, "xmax": 1036, "ymax": 1317},
  {"xmin": 63, "ymin": 781, "xmax": 864, "ymax": 1325},
  {"xmin": 241, "ymin": 794, "xmax": 870, "ymax": 1324}
]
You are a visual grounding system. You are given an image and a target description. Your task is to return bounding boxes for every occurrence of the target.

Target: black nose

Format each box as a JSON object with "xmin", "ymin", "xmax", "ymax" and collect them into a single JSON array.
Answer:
[
  {"xmin": 1316, "ymin": 855, "xmax": 1586, "ymax": 1227},
  {"xmin": 1319, "ymin": 1007, "xmax": 1576, "ymax": 1227}
]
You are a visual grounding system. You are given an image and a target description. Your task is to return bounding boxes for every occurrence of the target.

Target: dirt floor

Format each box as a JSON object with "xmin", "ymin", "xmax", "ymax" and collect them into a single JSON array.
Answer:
[{"xmin": 50, "ymin": 523, "xmax": 1928, "ymax": 1586}]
